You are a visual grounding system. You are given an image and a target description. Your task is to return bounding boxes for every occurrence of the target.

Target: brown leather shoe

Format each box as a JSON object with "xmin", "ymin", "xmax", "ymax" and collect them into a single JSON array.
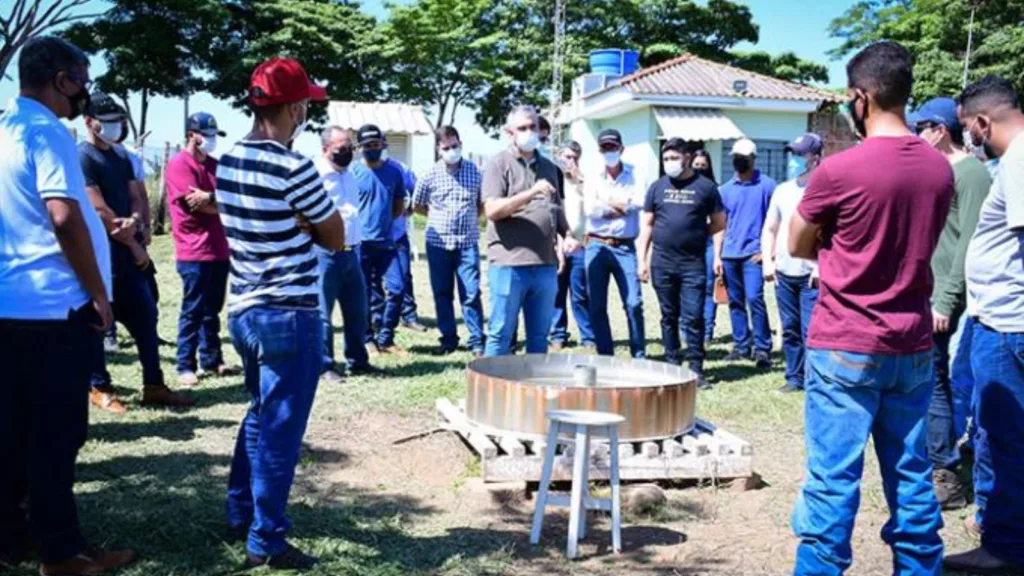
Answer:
[
  {"xmin": 141, "ymin": 385, "xmax": 195, "ymax": 408},
  {"xmin": 379, "ymin": 344, "xmax": 409, "ymax": 357},
  {"xmin": 89, "ymin": 388, "xmax": 127, "ymax": 414},
  {"xmin": 40, "ymin": 548, "xmax": 136, "ymax": 575}
]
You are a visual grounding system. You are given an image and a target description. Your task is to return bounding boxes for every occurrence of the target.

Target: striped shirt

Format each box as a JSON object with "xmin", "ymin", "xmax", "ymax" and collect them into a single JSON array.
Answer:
[{"xmin": 215, "ymin": 139, "xmax": 336, "ymax": 313}]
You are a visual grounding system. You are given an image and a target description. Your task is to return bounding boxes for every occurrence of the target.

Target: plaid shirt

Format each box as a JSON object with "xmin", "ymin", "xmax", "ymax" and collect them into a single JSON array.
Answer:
[{"xmin": 413, "ymin": 159, "xmax": 482, "ymax": 250}]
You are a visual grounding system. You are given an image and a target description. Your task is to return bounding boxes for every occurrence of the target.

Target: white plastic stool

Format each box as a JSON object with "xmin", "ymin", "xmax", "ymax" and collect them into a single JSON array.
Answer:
[{"xmin": 530, "ymin": 409, "xmax": 624, "ymax": 559}]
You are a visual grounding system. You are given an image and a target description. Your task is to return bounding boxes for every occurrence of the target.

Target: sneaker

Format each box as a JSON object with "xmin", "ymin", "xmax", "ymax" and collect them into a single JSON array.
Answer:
[
  {"xmin": 244, "ymin": 543, "xmax": 318, "ymax": 571},
  {"xmin": 177, "ymin": 371, "xmax": 199, "ymax": 388},
  {"xmin": 722, "ymin": 350, "xmax": 750, "ymax": 362},
  {"xmin": 103, "ymin": 336, "xmax": 118, "ymax": 353},
  {"xmin": 933, "ymin": 468, "xmax": 968, "ymax": 510},
  {"xmin": 199, "ymin": 364, "xmax": 242, "ymax": 378},
  {"xmin": 549, "ymin": 341, "xmax": 566, "ymax": 351},
  {"xmin": 40, "ymin": 547, "xmax": 136, "ymax": 575},
  {"xmin": 754, "ymin": 352, "xmax": 773, "ymax": 369},
  {"xmin": 778, "ymin": 383, "xmax": 803, "ymax": 393},
  {"xmin": 401, "ymin": 320, "xmax": 429, "ymax": 333},
  {"xmin": 141, "ymin": 385, "xmax": 196, "ymax": 408},
  {"xmin": 965, "ymin": 514, "xmax": 983, "ymax": 540},
  {"xmin": 349, "ymin": 364, "xmax": 386, "ymax": 377},
  {"xmin": 943, "ymin": 546, "xmax": 1024, "ymax": 575},
  {"xmin": 90, "ymin": 387, "xmax": 127, "ymax": 414},
  {"xmin": 320, "ymin": 369, "xmax": 345, "ymax": 384}
]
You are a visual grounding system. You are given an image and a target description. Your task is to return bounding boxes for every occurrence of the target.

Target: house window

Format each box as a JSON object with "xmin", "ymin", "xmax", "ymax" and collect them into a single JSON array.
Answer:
[{"xmin": 721, "ymin": 139, "xmax": 789, "ymax": 184}]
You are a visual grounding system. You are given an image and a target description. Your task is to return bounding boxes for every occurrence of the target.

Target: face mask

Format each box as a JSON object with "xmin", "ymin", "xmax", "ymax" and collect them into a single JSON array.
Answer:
[
  {"xmin": 289, "ymin": 104, "xmax": 308, "ymax": 143},
  {"xmin": 331, "ymin": 149, "xmax": 353, "ymax": 168},
  {"xmin": 732, "ymin": 155, "xmax": 753, "ymax": 174},
  {"xmin": 968, "ymin": 119, "xmax": 997, "ymax": 160},
  {"xmin": 664, "ymin": 160, "xmax": 684, "ymax": 178},
  {"xmin": 515, "ymin": 129, "xmax": 540, "ymax": 153},
  {"xmin": 787, "ymin": 155, "xmax": 808, "ymax": 180},
  {"xmin": 602, "ymin": 151, "xmax": 621, "ymax": 168},
  {"xmin": 57, "ymin": 75, "xmax": 90, "ymax": 121},
  {"xmin": 363, "ymin": 148, "xmax": 384, "ymax": 163},
  {"xmin": 116, "ymin": 124, "xmax": 128, "ymax": 144},
  {"xmin": 845, "ymin": 93, "xmax": 868, "ymax": 139},
  {"xmin": 97, "ymin": 121, "xmax": 123, "ymax": 144},
  {"xmin": 441, "ymin": 146, "xmax": 462, "ymax": 165},
  {"xmin": 199, "ymin": 135, "xmax": 218, "ymax": 155}
]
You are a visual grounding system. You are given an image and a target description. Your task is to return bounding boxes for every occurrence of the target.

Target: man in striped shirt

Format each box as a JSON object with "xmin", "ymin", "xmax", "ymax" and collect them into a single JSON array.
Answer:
[{"xmin": 215, "ymin": 56, "xmax": 344, "ymax": 571}]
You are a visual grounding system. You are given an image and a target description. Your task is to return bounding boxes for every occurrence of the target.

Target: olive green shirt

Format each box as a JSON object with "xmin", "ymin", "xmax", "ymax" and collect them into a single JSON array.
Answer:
[{"xmin": 931, "ymin": 155, "xmax": 992, "ymax": 318}]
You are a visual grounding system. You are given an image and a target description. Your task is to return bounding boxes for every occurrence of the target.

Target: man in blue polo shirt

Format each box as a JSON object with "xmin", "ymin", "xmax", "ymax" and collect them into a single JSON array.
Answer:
[
  {"xmin": 716, "ymin": 138, "xmax": 775, "ymax": 368},
  {"xmin": 351, "ymin": 124, "xmax": 407, "ymax": 354}
]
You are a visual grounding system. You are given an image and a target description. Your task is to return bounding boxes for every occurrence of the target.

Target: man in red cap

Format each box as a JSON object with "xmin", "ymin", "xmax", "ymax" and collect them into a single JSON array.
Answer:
[{"xmin": 215, "ymin": 56, "xmax": 344, "ymax": 570}]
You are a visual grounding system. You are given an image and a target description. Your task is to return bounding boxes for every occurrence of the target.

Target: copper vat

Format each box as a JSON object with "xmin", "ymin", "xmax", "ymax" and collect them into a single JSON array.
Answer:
[{"xmin": 465, "ymin": 354, "xmax": 698, "ymax": 442}]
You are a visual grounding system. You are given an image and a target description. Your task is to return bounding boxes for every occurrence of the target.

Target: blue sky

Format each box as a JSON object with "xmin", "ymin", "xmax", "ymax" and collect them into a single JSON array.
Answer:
[{"xmin": 0, "ymin": 0, "xmax": 855, "ymax": 159}]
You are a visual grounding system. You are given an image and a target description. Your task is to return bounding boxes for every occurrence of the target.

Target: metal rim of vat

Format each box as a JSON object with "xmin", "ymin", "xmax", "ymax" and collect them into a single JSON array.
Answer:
[{"xmin": 465, "ymin": 354, "xmax": 698, "ymax": 443}]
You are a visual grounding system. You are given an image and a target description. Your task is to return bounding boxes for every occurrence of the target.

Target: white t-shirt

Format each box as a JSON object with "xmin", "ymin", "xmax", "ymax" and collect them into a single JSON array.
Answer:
[
  {"xmin": 314, "ymin": 156, "xmax": 361, "ymax": 247},
  {"xmin": 564, "ymin": 178, "xmax": 587, "ymax": 243},
  {"xmin": 965, "ymin": 133, "xmax": 1024, "ymax": 331},
  {"xmin": 764, "ymin": 179, "xmax": 816, "ymax": 277}
]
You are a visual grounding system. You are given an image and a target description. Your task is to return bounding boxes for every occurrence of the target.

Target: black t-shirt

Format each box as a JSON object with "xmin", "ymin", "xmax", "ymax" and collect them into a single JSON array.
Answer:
[
  {"xmin": 79, "ymin": 141, "xmax": 136, "ymax": 271},
  {"xmin": 643, "ymin": 173, "xmax": 723, "ymax": 267}
]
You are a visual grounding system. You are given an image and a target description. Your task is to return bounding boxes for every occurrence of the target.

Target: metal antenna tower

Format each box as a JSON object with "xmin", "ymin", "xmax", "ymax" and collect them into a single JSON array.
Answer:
[{"xmin": 550, "ymin": 0, "xmax": 567, "ymax": 144}]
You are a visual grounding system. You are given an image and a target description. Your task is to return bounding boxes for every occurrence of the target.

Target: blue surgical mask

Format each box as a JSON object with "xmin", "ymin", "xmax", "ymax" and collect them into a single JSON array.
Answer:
[{"xmin": 787, "ymin": 155, "xmax": 808, "ymax": 180}]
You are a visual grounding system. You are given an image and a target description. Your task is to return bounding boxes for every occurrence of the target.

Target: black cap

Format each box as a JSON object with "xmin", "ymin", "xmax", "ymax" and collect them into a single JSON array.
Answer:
[
  {"xmin": 86, "ymin": 91, "xmax": 126, "ymax": 121},
  {"xmin": 186, "ymin": 112, "xmax": 226, "ymax": 137},
  {"xmin": 597, "ymin": 128, "xmax": 623, "ymax": 147},
  {"xmin": 784, "ymin": 133, "xmax": 823, "ymax": 155},
  {"xmin": 660, "ymin": 137, "xmax": 689, "ymax": 153},
  {"xmin": 357, "ymin": 124, "xmax": 386, "ymax": 145}
]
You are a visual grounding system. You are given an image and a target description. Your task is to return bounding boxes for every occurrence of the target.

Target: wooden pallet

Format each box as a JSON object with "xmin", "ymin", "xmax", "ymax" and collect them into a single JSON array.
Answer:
[{"xmin": 436, "ymin": 398, "xmax": 754, "ymax": 483}]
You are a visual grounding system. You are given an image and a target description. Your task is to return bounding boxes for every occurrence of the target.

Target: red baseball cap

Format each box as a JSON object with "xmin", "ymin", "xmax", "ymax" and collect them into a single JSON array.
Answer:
[{"xmin": 248, "ymin": 57, "xmax": 327, "ymax": 107}]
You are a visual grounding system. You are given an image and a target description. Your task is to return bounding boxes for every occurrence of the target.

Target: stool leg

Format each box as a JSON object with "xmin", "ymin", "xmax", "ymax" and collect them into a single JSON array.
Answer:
[
  {"xmin": 566, "ymin": 424, "xmax": 588, "ymax": 559},
  {"xmin": 577, "ymin": 430, "xmax": 591, "ymax": 541},
  {"xmin": 531, "ymin": 421, "xmax": 561, "ymax": 545},
  {"xmin": 609, "ymin": 425, "xmax": 622, "ymax": 554}
]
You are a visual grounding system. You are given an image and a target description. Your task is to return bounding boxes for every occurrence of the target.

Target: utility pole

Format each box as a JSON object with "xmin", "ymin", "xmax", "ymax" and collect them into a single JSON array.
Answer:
[
  {"xmin": 550, "ymin": 0, "xmax": 567, "ymax": 146},
  {"xmin": 962, "ymin": 0, "xmax": 985, "ymax": 89}
]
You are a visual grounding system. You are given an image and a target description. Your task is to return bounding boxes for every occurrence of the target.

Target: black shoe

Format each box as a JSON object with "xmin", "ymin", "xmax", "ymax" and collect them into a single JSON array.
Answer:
[
  {"xmin": 349, "ymin": 364, "xmax": 386, "ymax": 377},
  {"xmin": 778, "ymin": 383, "xmax": 802, "ymax": 393},
  {"xmin": 754, "ymin": 352, "xmax": 773, "ymax": 369},
  {"xmin": 933, "ymin": 468, "xmax": 969, "ymax": 510},
  {"xmin": 320, "ymin": 369, "xmax": 345, "ymax": 384},
  {"xmin": 244, "ymin": 543, "xmax": 318, "ymax": 571},
  {"xmin": 402, "ymin": 320, "xmax": 428, "ymax": 333},
  {"xmin": 722, "ymin": 350, "xmax": 749, "ymax": 362}
]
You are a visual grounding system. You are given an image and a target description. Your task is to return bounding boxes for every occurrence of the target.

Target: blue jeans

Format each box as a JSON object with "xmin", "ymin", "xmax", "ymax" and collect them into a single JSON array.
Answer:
[
  {"xmin": 89, "ymin": 265, "xmax": 164, "ymax": 388},
  {"xmin": 175, "ymin": 261, "xmax": 228, "ymax": 373},
  {"xmin": 950, "ymin": 314, "xmax": 974, "ymax": 447},
  {"xmin": 704, "ymin": 239, "xmax": 718, "ymax": 341},
  {"xmin": 776, "ymin": 273, "xmax": 818, "ymax": 387},
  {"xmin": 970, "ymin": 322, "xmax": 1024, "ymax": 565},
  {"xmin": 0, "ymin": 306, "xmax": 92, "ymax": 564},
  {"xmin": 226, "ymin": 307, "xmax": 322, "ymax": 558},
  {"xmin": 550, "ymin": 250, "xmax": 593, "ymax": 346},
  {"xmin": 485, "ymin": 264, "xmax": 557, "ymax": 357},
  {"xmin": 360, "ymin": 240, "xmax": 401, "ymax": 347},
  {"xmin": 318, "ymin": 248, "xmax": 370, "ymax": 372},
  {"xmin": 793, "ymin": 349, "xmax": 942, "ymax": 576},
  {"xmin": 722, "ymin": 256, "xmax": 772, "ymax": 355},
  {"xmin": 371, "ymin": 235, "xmax": 419, "ymax": 327},
  {"xmin": 651, "ymin": 260, "xmax": 705, "ymax": 373},
  {"xmin": 926, "ymin": 320, "xmax": 961, "ymax": 472},
  {"xmin": 585, "ymin": 241, "xmax": 646, "ymax": 358},
  {"xmin": 426, "ymin": 243, "xmax": 485, "ymax": 352}
]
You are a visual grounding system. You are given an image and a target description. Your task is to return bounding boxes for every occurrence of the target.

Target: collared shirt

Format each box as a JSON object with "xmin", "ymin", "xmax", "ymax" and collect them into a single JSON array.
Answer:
[
  {"xmin": 413, "ymin": 159, "xmax": 482, "ymax": 250},
  {"xmin": 314, "ymin": 156, "xmax": 361, "ymax": 247},
  {"xmin": 583, "ymin": 163, "xmax": 645, "ymax": 239},
  {"xmin": 719, "ymin": 170, "xmax": 776, "ymax": 258},
  {"xmin": 966, "ymin": 133, "xmax": 1024, "ymax": 332},
  {"xmin": 481, "ymin": 147, "xmax": 567, "ymax": 266},
  {"xmin": 0, "ymin": 97, "xmax": 112, "ymax": 319},
  {"xmin": 764, "ymin": 179, "xmax": 816, "ymax": 277}
]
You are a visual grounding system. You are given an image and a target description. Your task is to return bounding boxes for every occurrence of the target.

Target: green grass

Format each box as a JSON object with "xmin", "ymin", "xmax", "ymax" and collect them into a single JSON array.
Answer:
[{"xmin": 5, "ymin": 234, "xmax": 981, "ymax": 576}]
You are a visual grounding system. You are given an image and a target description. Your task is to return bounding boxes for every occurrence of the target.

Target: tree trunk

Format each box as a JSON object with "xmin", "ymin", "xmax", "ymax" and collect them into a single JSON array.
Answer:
[
  {"xmin": 434, "ymin": 99, "xmax": 448, "ymax": 130},
  {"xmin": 116, "ymin": 93, "xmax": 139, "ymax": 141},
  {"xmin": 139, "ymin": 88, "xmax": 150, "ymax": 139}
]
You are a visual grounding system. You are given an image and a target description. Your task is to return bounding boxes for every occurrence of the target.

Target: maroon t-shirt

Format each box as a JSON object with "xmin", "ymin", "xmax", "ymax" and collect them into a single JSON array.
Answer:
[
  {"xmin": 797, "ymin": 136, "xmax": 953, "ymax": 355},
  {"xmin": 166, "ymin": 150, "xmax": 229, "ymax": 262}
]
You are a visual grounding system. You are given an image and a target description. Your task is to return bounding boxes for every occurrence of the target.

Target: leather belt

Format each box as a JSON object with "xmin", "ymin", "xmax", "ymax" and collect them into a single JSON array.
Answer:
[{"xmin": 586, "ymin": 234, "xmax": 632, "ymax": 247}]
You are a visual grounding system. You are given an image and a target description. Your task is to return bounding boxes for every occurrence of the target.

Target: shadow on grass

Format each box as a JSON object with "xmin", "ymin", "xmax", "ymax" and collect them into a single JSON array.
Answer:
[
  {"xmin": 187, "ymin": 382, "xmax": 249, "ymax": 409},
  {"xmin": 705, "ymin": 363, "xmax": 770, "ymax": 383},
  {"xmin": 90, "ymin": 416, "xmax": 236, "ymax": 444},
  {"xmin": 382, "ymin": 359, "xmax": 468, "ymax": 379}
]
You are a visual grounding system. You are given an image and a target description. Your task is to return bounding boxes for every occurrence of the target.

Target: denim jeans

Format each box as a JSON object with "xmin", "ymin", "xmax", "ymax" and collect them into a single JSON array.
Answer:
[
  {"xmin": 722, "ymin": 256, "xmax": 772, "ymax": 355},
  {"xmin": 175, "ymin": 260, "xmax": 229, "ymax": 373},
  {"xmin": 89, "ymin": 265, "xmax": 164, "ymax": 388},
  {"xmin": 703, "ymin": 238, "xmax": 718, "ymax": 341},
  {"xmin": 485, "ymin": 264, "xmax": 557, "ymax": 357},
  {"xmin": 226, "ymin": 307, "xmax": 322, "ymax": 558},
  {"xmin": 950, "ymin": 314, "xmax": 974, "ymax": 446},
  {"xmin": 318, "ymin": 247, "xmax": 370, "ymax": 372},
  {"xmin": 793, "ymin": 349, "xmax": 942, "ymax": 576},
  {"xmin": 651, "ymin": 260, "xmax": 705, "ymax": 374},
  {"xmin": 585, "ymin": 241, "xmax": 646, "ymax": 358},
  {"xmin": 775, "ymin": 273, "xmax": 818, "ymax": 387},
  {"xmin": 970, "ymin": 322, "xmax": 1024, "ymax": 565},
  {"xmin": 397, "ymin": 234, "xmax": 419, "ymax": 324},
  {"xmin": 0, "ymin": 306, "xmax": 91, "ymax": 564},
  {"xmin": 426, "ymin": 243, "xmax": 485, "ymax": 352},
  {"xmin": 550, "ymin": 250, "xmax": 593, "ymax": 347},
  {"xmin": 360, "ymin": 240, "xmax": 401, "ymax": 347},
  {"xmin": 926, "ymin": 321, "xmax": 962, "ymax": 472}
]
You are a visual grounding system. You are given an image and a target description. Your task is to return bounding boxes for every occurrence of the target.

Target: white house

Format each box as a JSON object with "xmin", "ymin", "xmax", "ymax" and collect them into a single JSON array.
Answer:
[
  {"xmin": 559, "ymin": 54, "xmax": 844, "ymax": 187},
  {"xmin": 326, "ymin": 101, "xmax": 435, "ymax": 176}
]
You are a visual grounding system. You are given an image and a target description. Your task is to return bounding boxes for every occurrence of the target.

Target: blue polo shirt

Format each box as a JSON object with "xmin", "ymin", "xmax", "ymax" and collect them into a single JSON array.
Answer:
[
  {"xmin": 351, "ymin": 160, "xmax": 406, "ymax": 243},
  {"xmin": 0, "ymin": 97, "xmax": 112, "ymax": 320},
  {"xmin": 719, "ymin": 170, "xmax": 776, "ymax": 258},
  {"xmin": 387, "ymin": 158, "xmax": 416, "ymax": 242}
]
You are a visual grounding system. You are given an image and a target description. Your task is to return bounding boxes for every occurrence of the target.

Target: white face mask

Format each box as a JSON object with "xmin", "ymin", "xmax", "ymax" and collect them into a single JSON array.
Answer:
[
  {"xmin": 441, "ymin": 146, "xmax": 462, "ymax": 165},
  {"xmin": 515, "ymin": 129, "xmax": 540, "ymax": 153},
  {"xmin": 602, "ymin": 151, "xmax": 621, "ymax": 168},
  {"xmin": 97, "ymin": 121, "xmax": 123, "ymax": 144},
  {"xmin": 199, "ymin": 135, "xmax": 218, "ymax": 155},
  {"xmin": 289, "ymin": 103, "xmax": 308, "ymax": 143},
  {"xmin": 664, "ymin": 160, "xmax": 684, "ymax": 178}
]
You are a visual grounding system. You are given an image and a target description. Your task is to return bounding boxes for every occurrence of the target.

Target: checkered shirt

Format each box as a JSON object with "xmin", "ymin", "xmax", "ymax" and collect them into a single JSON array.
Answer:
[{"xmin": 413, "ymin": 159, "xmax": 482, "ymax": 250}]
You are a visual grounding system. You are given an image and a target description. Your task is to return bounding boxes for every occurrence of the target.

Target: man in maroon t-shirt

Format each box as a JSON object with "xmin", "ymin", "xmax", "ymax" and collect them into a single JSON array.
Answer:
[
  {"xmin": 165, "ymin": 112, "xmax": 238, "ymax": 386},
  {"xmin": 788, "ymin": 41, "xmax": 953, "ymax": 576}
]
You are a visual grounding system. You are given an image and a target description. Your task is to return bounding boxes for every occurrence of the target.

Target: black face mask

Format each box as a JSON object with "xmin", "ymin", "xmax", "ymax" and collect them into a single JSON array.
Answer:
[
  {"xmin": 848, "ymin": 93, "xmax": 868, "ymax": 139},
  {"xmin": 694, "ymin": 167, "xmax": 713, "ymax": 180},
  {"xmin": 332, "ymin": 149, "xmax": 353, "ymax": 168},
  {"xmin": 58, "ymin": 78, "xmax": 90, "ymax": 121},
  {"xmin": 732, "ymin": 156, "xmax": 753, "ymax": 174}
]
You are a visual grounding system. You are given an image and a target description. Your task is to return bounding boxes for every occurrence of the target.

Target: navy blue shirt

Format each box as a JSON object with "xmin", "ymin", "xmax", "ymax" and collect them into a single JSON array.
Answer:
[
  {"xmin": 79, "ymin": 141, "xmax": 136, "ymax": 271},
  {"xmin": 643, "ymin": 173, "xmax": 723, "ymax": 268},
  {"xmin": 718, "ymin": 170, "xmax": 776, "ymax": 258},
  {"xmin": 351, "ymin": 160, "xmax": 405, "ymax": 243}
]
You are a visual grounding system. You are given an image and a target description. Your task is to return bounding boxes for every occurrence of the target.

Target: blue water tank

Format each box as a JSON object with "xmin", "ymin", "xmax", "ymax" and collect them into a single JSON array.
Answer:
[{"xmin": 589, "ymin": 49, "xmax": 640, "ymax": 76}]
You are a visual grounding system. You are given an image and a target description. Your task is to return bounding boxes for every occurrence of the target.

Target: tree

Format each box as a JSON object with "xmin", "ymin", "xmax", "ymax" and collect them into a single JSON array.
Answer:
[
  {"xmin": 828, "ymin": 0, "xmax": 1024, "ymax": 102},
  {"xmin": 730, "ymin": 51, "xmax": 830, "ymax": 85},
  {"xmin": 0, "ymin": 0, "xmax": 105, "ymax": 81}
]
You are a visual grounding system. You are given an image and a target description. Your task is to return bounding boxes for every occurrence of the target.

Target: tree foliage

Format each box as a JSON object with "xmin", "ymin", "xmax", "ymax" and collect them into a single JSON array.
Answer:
[
  {"xmin": 0, "ymin": 0, "xmax": 105, "ymax": 82},
  {"xmin": 730, "ymin": 51, "xmax": 830, "ymax": 85},
  {"xmin": 828, "ymin": 0, "xmax": 1024, "ymax": 102}
]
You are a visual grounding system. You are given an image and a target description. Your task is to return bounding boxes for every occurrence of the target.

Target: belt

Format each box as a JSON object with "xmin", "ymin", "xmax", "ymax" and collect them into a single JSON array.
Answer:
[
  {"xmin": 340, "ymin": 244, "xmax": 356, "ymax": 252},
  {"xmin": 586, "ymin": 234, "xmax": 633, "ymax": 247}
]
